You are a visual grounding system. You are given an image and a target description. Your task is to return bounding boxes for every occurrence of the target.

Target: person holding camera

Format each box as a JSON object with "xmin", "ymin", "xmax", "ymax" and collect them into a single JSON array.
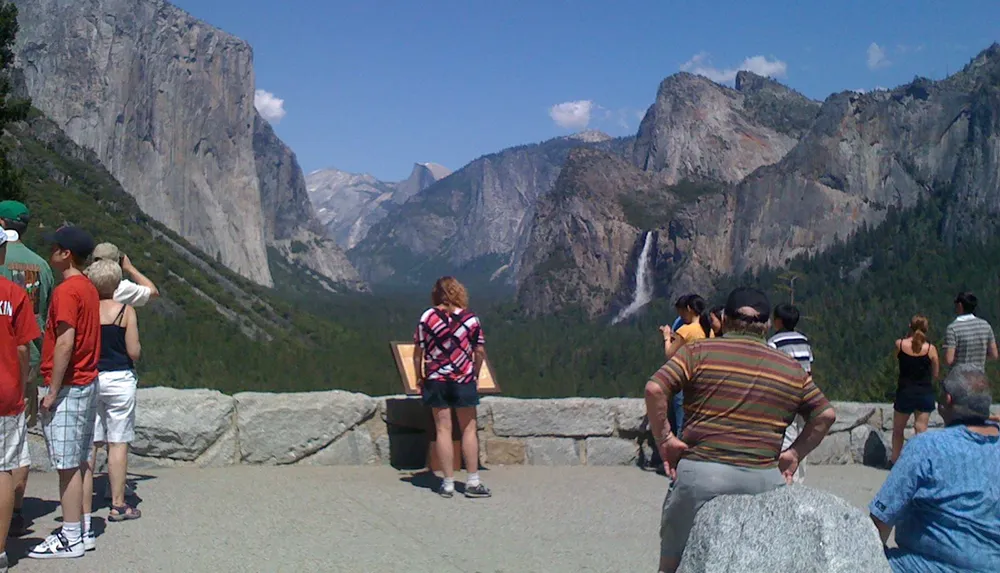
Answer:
[{"xmin": 90, "ymin": 243, "xmax": 158, "ymax": 308}]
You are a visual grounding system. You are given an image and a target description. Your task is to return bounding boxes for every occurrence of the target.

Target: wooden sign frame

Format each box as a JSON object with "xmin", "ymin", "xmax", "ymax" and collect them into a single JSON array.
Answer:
[{"xmin": 390, "ymin": 341, "xmax": 501, "ymax": 395}]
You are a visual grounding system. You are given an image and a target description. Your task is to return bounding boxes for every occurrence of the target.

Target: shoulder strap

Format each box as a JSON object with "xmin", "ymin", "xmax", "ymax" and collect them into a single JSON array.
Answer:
[{"xmin": 113, "ymin": 303, "xmax": 128, "ymax": 326}]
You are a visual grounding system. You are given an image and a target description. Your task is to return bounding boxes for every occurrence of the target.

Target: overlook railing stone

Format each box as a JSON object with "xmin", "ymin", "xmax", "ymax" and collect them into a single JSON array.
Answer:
[{"xmin": 23, "ymin": 388, "xmax": 1000, "ymax": 472}]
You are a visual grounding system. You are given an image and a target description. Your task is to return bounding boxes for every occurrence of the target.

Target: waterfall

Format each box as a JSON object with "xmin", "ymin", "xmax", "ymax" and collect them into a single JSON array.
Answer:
[{"xmin": 612, "ymin": 231, "xmax": 655, "ymax": 325}]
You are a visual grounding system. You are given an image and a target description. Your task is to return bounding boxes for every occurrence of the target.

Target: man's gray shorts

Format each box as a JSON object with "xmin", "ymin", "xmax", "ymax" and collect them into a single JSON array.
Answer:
[
  {"xmin": 39, "ymin": 384, "xmax": 97, "ymax": 471},
  {"xmin": 660, "ymin": 459, "xmax": 786, "ymax": 560}
]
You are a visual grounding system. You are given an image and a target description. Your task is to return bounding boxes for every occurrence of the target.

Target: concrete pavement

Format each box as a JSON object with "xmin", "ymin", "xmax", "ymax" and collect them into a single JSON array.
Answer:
[{"xmin": 5, "ymin": 465, "xmax": 891, "ymax": 573}]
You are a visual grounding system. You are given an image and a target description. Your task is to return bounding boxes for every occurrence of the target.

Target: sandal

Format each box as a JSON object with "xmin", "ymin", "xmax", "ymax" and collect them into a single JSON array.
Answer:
[{"xmin": 108, "ymin": 504, "xmax": 141, "ymax": 522}]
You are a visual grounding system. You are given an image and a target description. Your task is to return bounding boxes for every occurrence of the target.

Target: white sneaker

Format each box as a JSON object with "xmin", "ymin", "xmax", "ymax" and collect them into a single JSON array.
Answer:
[
  {"xmin": 84, "ymin": 530, "xmax": 96, "ymax": 552},
  {"xmin": 27, "ymin": 532, "xmax": 84, "ymax": 559}
]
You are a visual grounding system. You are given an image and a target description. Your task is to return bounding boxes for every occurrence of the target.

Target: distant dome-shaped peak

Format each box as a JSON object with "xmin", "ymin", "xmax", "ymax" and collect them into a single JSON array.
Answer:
[{"xmin": 565, "ymin": 130, "xmax": 613, "ymax": 143}]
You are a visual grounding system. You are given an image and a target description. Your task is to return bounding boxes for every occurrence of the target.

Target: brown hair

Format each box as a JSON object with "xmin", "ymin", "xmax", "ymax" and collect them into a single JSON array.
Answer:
[
  {"xmin": 910, "ymin": 315, "xmax": 929, "ymax": 353},
  {"xmin": 431, "ymin": 276, "xmax": 469, "ymax": 310}
]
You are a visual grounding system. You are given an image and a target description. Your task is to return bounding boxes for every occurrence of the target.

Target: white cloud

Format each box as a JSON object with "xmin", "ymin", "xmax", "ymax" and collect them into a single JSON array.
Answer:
[
  {"xmin": 679, "ymin": 52, "xmax": 787, "ymax": 84},
  {"xmin": 867, "ymin": 43, "xmax": 891, "ymax": 70},
  {"xmin": 549, "ymin": 100, "xmax": 594, "ymax": 129},
  {"xmin": 255, "ymin": 89, "xmax": 287, "ymax": 123}
]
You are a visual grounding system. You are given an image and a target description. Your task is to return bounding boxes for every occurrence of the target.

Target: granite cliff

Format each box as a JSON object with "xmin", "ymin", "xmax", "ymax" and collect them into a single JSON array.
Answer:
[
  {"xmin": 349, "ymin": 131, "xmax": 634, "ymax": 287},
  {"xmin": 12, "ymin": 0, "xmax": 362, "ymax": 290},
  {"xmin": 307, "ymin": 162, "xmax": 450, "ymax": 250},
  {"xmin": 518, "ymin": 45, "xmax": 1000, "ymax": 317}
]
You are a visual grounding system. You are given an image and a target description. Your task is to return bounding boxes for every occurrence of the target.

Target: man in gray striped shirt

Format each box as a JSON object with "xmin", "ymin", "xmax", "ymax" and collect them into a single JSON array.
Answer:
[
  {"xmin": 768, "ymin": 303, "xmax": 814, "ymax": 483},
  {"xmin": 944, "ymin": 292, "xmax": 998, "ymax": 370}
]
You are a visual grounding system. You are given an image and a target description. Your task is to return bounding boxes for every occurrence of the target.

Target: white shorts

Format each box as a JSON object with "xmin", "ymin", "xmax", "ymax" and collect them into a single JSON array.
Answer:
[
  {"xmin": 0, "ymin": 412, "xmax": 29, "ymax": 471},
  {"xmin": 94, "ymin": 370, "xmax": 138, "ymax": 444}
]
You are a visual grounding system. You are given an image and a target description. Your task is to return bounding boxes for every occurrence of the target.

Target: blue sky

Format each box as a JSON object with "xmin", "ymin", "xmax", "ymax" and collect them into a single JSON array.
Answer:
[{"xmin": 173, "ymin": 0, "xmax": 998, "ymax": 182}]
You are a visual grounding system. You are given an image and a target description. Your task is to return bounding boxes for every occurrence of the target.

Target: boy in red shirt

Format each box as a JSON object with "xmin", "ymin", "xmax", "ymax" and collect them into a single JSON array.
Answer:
[
  {"xmin": 0, "ymin": 227, "xmax": 41, "ymax": 572},
  {"xmin": 28, "ymin": 227, "xmax": 100, "ymax": 560}
]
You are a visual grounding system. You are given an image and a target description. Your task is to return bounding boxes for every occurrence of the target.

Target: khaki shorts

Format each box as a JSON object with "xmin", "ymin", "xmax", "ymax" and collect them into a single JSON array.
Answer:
[{"xmin": 660, "ymin": 459, "xmax": 786, "ymax": 560}]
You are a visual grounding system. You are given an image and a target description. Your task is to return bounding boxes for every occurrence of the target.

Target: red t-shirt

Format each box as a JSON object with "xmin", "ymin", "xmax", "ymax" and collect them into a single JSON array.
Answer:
[
  {"xmin": 0, "ymin": 278, "xmax": 41, "ymax": 416},
  {"xmin": 41, "ymin": 275, "xmax": 100, "ymax": 388}
]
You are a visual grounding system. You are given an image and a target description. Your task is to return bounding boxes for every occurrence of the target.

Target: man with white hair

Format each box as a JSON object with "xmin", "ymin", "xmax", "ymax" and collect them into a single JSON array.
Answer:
[
  {"xmin": 90, "ymin": 243, "xmax": 158, "ymax": 307},
  {"xmin": 870, "ymin": 364, "xmax": 1000, "ymax": 572}
]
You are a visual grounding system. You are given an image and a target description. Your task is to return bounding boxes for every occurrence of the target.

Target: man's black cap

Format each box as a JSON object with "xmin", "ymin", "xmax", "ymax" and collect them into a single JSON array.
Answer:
[
  {"xmin": 44, "ymin": 226, "xmax": 96, "ymax": 259},
  {"xmin": 724, "ymin": 287, "xmax": 771, "ymax": 323}
]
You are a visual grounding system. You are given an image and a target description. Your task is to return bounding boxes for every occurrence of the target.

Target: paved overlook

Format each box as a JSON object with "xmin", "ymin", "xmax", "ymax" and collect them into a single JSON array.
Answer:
[{"xmin": 7, "ymin": 465, "xmax": 890, "ymax": 573}]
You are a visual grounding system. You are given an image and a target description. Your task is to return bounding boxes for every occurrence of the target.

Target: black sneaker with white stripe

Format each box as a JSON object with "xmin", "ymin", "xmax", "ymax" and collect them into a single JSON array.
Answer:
[
  {"xmin": 464, "ymin": 483, "xmax": 491, "ymax": 498},
  {"xmin": 27, "ymin": 531, "xmax": 84, "ymax": 559}
]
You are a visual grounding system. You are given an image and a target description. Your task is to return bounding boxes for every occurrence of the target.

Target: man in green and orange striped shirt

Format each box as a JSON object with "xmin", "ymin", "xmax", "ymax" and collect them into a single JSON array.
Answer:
[{"xmin": 645, "ymin": 287, "xmax": 837, "ymax": 573}]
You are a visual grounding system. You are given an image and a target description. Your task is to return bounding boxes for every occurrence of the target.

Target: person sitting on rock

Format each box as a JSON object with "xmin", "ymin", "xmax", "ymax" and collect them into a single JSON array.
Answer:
[
  {"xmin": 645, "ymin": 287, "xmax": 837, "ymax": 573},
  {"xmin": 413, "ymin": 276, "xmax": 490, "ymax": 499},
  {"xmin": 869, "ymin": 364, "xmax": 1000, "ymax": 573}
]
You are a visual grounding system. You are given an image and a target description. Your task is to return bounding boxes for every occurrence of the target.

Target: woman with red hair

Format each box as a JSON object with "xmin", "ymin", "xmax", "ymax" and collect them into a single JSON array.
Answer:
[{"xmin": 413, "ymin": 277, "xmax": 491, "ymax": 498}]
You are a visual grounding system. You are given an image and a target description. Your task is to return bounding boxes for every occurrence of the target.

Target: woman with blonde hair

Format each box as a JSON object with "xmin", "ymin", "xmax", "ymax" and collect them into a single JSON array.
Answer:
[
  {"xmin": 412, "ymin": 277, "xmax": 490, "ymax": 498},
  {"xmin": 890, "ymin": 315, "xmax": 940, "ymax": 465},
  {"xmin": 82, "ymin": 259, "xmax": 142, "ymax": 531}
]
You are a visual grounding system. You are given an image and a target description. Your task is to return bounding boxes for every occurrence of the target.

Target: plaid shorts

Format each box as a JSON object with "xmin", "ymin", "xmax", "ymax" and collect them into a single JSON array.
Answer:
[
  {"xmin": 39, "ymin": 384, "xmax": 97, "ymax": 471},
  {"xmin": 0, "ymin": 411, "xmax": 29, "ymax": 472}
]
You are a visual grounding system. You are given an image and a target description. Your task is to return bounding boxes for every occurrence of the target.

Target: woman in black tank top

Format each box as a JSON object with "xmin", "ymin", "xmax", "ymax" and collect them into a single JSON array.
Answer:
[{"xmin": 890, "ymin": 315, "xmax": 940, "ymax": 465}]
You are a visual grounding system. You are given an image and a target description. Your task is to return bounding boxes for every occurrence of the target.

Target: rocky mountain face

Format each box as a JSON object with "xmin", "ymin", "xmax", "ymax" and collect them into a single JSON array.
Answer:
[
  {"xmin": 307, "ymin": 162, "xmax": 450, "ymax": 249},
  {"xmin": 518, "ymin": 45, "xmax": 1000, "ymax": 318},
  {"xmin": 253, "ymin": 115, "xmax": 365, "ymax": 291},
  {"xmin": 348, "ymin": 131, "xmax": 634, "ymax": 286},
  {"xmin": 12, "ymin": 0, "xmax": 363, "ymax": 291}
]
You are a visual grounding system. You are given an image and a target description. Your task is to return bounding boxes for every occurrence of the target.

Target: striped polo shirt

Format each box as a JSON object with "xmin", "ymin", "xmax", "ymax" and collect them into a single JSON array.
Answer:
[
  {"xmin": 650, "ymin": 334, "xmax": 832, "ymax": 469},
  {"xmin": 767, "ymin": 330, "xmax": 813, "ymax": 373},
  {"xmin": 944, "ymin": 315, "xmax": 996, "ymax": 370}
]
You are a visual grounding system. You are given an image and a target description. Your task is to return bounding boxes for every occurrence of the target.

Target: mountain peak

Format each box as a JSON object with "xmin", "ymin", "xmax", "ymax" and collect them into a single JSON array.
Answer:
[
  {"xmin": 415, "ymin": 162, "xmax": 451, "ymax": 180},
  {"xmin": 564, "ymin": 130, "xmax": 613, "ymax": 143}
]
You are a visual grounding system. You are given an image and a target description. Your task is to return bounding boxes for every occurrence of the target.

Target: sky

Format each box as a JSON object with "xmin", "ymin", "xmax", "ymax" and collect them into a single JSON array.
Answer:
[{"xmin": 172, "ymin": 0, "xmax": 999, "ymax": 182}]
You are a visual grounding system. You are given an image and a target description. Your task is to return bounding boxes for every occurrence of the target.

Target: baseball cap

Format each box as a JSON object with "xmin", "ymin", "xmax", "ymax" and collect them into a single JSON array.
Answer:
[
  {"xmin": 0, "ymin": 228, "xmax": 18, "ymax": 246},
  {"xmin": 0, "ymin": 201, "xmax": 29, "ymax": 224},
  {"xmin": 93, "ymin": 242, "xmax": 121, "ymax": 262},
  {"xmin": 44, "ymin": 226, "xmax": 96, "ymax": 259},
  {"xmin": 724, "ymin": 287, "xmax": 771, "ymax": 323}
]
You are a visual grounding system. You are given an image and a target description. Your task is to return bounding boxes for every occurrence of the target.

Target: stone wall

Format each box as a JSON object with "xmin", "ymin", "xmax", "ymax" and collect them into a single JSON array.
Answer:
[{"xmin": 26, "ymin": 388, "xmax": 1000, "ymax": 471}]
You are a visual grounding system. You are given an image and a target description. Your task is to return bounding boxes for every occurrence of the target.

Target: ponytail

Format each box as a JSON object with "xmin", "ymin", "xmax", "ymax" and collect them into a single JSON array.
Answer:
[
  {"xmin": 687, "ymin": 295, "xmax": 712, "ymax": 338},
  {"xmin": 910, "ymin": 315, "xmax": 929, "ymax": 353}
]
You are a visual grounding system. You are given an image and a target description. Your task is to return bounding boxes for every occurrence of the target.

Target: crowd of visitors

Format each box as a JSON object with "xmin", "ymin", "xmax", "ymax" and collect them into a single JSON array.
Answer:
[
  {"xmin": 0, "ymin": 201, "xmax": 154, "ymax": 567},
  {"xmin": 646, "ymin": 284, "xmax": 998, "ymax": 573}
]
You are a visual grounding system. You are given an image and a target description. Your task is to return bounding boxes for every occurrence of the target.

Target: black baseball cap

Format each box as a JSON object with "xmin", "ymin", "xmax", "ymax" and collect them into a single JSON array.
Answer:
[
  {"xmin": 724, "ymin": 287, "xmax": 771, "ymax": 323},
  {"xmin": 44, "ymin": 226, "xmax": 96, "ymax": 259}
]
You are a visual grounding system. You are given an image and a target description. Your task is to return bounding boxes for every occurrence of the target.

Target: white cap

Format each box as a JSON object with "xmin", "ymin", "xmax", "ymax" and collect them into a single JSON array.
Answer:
[{"xmin": 0, "ymin": 229, "xmax": 19, "ymax": 247}]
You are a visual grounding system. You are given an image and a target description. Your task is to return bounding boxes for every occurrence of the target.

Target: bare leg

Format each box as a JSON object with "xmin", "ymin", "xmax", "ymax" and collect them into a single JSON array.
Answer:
[
  {"xmin": 81, "ymin": 449, "xmax": 95, "ymax": 519},
  {"xmin": 12, "ymin": 466, "xmax": 27, "ymax": 510},
  {"xmin": 890, "ymin": 411, "xmax": 909, "ymax": 464},
  {"xmin": 58, "ymin": 468, "xmax": 83, "ymax": 526},
  {"xmin": 0, "ymin": 471, "xmax": 13, "ymax": 553},
  {"xmin": 107, "ymin": 443, "xmax": 128, "ymax": 508},
  {"xmin": 455, "ymin": 407, "xmax": 479, "ymax": 475},
  {"xmin": 432, "ymin": 407, "xmax": 454, "ymax": 480},
  {"xmin": 913, "ymin": 412, "xmax": 930, "ymax": 435}
]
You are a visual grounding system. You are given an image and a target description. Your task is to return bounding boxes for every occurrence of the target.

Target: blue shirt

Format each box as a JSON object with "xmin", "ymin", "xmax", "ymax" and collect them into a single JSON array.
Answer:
[
  {"xmin": 869, "ymin": 422, "xmax": 1000, "ymax": 573},
  {"xmin": 671, "ymin": 316, "xmax": 684, "ymax": 331}
]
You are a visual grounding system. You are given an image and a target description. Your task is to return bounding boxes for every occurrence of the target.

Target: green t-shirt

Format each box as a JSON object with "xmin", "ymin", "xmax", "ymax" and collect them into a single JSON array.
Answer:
[{"xmin": 0, "ymin": 242, "xmax": 54, "ymax": 368}]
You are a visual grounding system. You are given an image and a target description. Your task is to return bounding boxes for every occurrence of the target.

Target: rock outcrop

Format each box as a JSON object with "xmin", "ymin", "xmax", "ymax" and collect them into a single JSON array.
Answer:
[
  {"xmin": 632, "ymin": 72, "xmax": 814, "ymax": 183},
  {"xmin": 518, "ymin": 46, "xmax": 1000, "ymax": 317},
  {"xmin": 12, "ymin": 0, "xmax": 366, "ymax": 291},
  {"xmin": 307, "ymin": 162, "xmax": 450, "ymax": 249},
  {"xmin": 678, "ymin": 487, "xmax": 891, "ymax": 573},
  {"xmin": 253, "ymin": 114, "xmax": 365, "ymax": 290},
  {"xmin": 13, "ymin": 0, "xmax": 272, "ymax": 284},
  {"xmin": 349, "ymin": 132, "xmax": 633, "ymax": 286}
]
